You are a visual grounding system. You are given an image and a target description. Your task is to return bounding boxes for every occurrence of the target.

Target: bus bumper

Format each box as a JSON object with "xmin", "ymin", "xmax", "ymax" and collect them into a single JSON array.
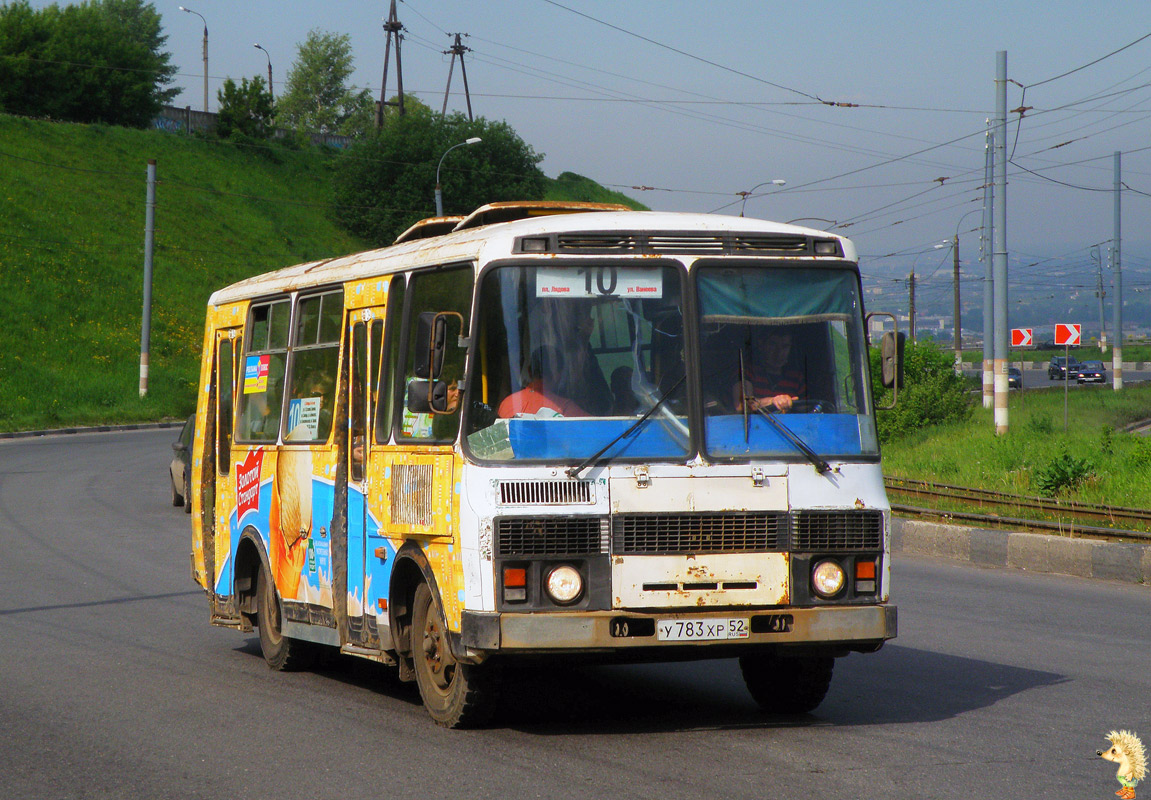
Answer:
[{"xmin": 459, "ymin": 604, "xmax": 896, "ymax": 656}]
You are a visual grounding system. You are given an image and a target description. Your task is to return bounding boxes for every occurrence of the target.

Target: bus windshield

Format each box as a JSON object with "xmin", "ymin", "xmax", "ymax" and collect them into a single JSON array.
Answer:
[
  {"xmin": 695, "ymin": 264, "xmax": 878, "ymax": 460},
  {"xmin": 465, "ymin": 262, "xmax": 691, "ymax": 462}
]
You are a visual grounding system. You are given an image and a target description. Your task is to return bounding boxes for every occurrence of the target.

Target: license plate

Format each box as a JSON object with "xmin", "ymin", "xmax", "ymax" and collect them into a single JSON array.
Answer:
[{"xmin": 656, "ymin": 618, "xmax": 749, "ymax": 641}]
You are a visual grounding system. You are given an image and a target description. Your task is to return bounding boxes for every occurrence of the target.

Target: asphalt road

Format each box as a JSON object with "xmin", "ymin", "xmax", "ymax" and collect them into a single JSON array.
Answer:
[
  {"xmin": 1, "ymin": 429, "xmax": 1148, "ymax": 799},
  {"xmin": 964, "ymin": 366, "xmax": 1151, "ymax": 390}
]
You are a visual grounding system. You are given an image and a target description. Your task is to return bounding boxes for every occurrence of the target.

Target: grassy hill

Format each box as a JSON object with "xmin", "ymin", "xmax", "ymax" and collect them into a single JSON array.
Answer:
[{"xmin": 0, "ymin": 115, "xmax": 645, "ymax": 432}]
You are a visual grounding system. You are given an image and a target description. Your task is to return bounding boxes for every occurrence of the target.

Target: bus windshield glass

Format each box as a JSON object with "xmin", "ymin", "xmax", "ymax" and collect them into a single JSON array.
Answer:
[
  {"xmin": 694, "ymin": 264, "xmax": 878, "ymax": 460},
  {"xmin": 465, "ymin": 262, "xmax": 691, "ymax": 462}
]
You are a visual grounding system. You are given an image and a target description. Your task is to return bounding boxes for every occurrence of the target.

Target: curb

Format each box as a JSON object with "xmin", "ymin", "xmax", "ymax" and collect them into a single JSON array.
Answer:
[
  {"xmin": 0, "ymin": 420, "xmax": 184, "ymax": 441},
  {"xmin": 893, "ymin": 517, "xmax": 1151, "ymax": 586}
]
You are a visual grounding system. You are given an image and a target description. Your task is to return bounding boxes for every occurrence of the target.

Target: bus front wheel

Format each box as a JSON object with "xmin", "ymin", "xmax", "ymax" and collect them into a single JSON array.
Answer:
[
  {"xmin": 739, "ymin": 652, "xmax": 834, "ymax": 714},
  {"xmin": 411, "ymin": 582, "xmax": 498, "ymax": 728},
  {"xmin": 256, "ymin": 566, "xmax": 314, "ymax": 672}
]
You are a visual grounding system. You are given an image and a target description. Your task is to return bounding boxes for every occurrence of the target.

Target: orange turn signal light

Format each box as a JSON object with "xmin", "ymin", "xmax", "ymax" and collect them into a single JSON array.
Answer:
[{"xmin": 503, "ymin": 567, "xmax": 527, "ymax": 588}]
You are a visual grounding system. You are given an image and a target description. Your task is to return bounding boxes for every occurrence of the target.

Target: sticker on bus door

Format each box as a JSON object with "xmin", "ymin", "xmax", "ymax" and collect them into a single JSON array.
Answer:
[
  {"xmin": 243, "ymin": 354, "xmax": 270, "ymax": 394},
  {"xmin": 535, "ymin": 266, "xmax": 663, "ymax": 298}
]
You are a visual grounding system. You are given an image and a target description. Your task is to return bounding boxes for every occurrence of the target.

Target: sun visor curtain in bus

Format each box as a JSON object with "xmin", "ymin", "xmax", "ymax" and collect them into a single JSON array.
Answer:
[{"xmin": 696, "ymin": 269, "xmax": 858, "ymax": 320}]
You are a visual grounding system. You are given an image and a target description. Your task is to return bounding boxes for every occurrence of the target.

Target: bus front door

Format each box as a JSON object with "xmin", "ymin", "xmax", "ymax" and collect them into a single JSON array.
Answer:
[{"xmin": 347, "ymin": 309, "xmax": 387, "ymax": 649}]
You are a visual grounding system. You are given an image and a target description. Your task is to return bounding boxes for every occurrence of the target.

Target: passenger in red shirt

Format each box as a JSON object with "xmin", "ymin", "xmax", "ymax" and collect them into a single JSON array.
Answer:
[
  {"xmin": 733, "ymin": 327, "xmax": 806, "ymax": 413},
  {"xmin": 498, "ymin": 346, "xmax": 588, "ymax": 418}
]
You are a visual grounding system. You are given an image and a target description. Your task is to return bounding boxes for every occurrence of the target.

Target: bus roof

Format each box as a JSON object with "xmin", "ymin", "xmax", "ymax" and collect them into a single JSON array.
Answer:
[{"xmin": 207, "ymin": 204, "xmax": 855, "ymax": 306}]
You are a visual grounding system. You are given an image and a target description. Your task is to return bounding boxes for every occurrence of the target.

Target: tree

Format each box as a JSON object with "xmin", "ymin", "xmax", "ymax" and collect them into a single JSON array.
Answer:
[
  {"xmin": 216, "ymin": 75, "xmax": 274, "ymax": 141},
  {"xmin": 276, "ymin": 29, "xmax": 373, "ymax": 138},
  {"xmin": 0, "ymin": 0, "xmax": 177, "ymax": 127},
  {"xmin": 332, "ymin": 106, "xmax": 548, "ymax": 246}
]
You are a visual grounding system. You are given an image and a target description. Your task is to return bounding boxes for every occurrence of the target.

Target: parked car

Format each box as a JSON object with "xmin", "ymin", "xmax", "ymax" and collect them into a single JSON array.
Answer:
[
  {"xmin": 1076, "ymin": 360, "xmax": 1106, "ymax": 384},
  {"xmin": 1008, "ymin": 366, "xmax": 1022, "ymax": 389},
  {"xmin": 169, "ymin": 414, "xmax": 194, "ymax": 513},
  {"xmin": 1048, "ymin": 356, "xmax": 1080, "ymax": 380}
]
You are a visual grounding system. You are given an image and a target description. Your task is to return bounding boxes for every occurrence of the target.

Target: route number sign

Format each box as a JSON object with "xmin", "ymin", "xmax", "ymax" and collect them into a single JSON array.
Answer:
[
  {"xmin": 1054, "ymin": 323, "xmax": 1081, "ymax": 347},
  {"xmin": 1011, "ymin": 328, "xmax": 1033, "ymax": 347}
]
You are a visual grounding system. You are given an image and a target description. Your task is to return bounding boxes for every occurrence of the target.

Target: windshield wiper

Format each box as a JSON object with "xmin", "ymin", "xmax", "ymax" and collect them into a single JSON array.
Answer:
[
  {"xmin": 752, "ymin": 405, "xmax": 831, "ymax": 474},
  {"xmin": 565, "ymin": 375, "xmax": 686, "ymax": 479}
]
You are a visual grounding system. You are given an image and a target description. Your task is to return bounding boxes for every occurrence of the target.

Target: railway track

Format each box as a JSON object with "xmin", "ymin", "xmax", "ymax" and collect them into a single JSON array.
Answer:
[{"xmin": 885, "ymin": 476, "xmax": 1151, "ymax": 542}]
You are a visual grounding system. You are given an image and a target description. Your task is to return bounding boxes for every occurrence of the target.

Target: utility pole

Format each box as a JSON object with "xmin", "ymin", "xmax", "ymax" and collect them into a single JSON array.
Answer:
[
  {"xmin": 1093, "ymin": 246, "xmax": 1107, "ymax": 353},
  {"xmin": 953, "ymin": 233, "xmax": 962, "ymax": 368},
  {"xmin": 982, "ymin": 124, "xmax": 994, "ymax": 410},
  {"xmin": 376, "ymin": 0, "xmax": 405, "ymax": 128},
  {"xmin": 442, "ymin": 33, "xmax": 474, "ymax": 120},
  {"xmin": 1113, "ymin": 151, "xmax": 1123, "ymax": 390},
  {"xmin": 993, "ymin": 51, "xmax": 1009, "ymax": 435},
  {"xmin": 140, "ymin": 160, "xmax": 157, "ymax": 398},
  {"xmin": 908, "ymin": 272, "xmax": 916, "ymax": 343}
]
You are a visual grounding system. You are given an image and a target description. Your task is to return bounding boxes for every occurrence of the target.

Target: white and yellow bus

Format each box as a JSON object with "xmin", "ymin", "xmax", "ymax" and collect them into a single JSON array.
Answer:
[{"xmin": 190, "ymin": 201, "xmax": 899, "ymax": 727}]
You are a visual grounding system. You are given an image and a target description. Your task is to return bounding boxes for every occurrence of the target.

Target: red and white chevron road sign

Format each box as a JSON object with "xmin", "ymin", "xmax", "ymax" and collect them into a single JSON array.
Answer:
[
  {"xmin": 1011, "ymin": 328, "xmax": 1033, "ymax": 347},
  {"xmin": 1054, "ymin": 323, "xmax": 1081, "ymax": 346}
]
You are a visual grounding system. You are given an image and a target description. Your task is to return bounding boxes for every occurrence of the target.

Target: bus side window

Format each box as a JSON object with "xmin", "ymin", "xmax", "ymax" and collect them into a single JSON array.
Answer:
[
  {"xmin": 398, "ymin": 266, "xmax": 472, "ymax": 442},
  {"xmin": 351, "ymin": 318, "xmax": 386, "ymax": 480},
  {"xmin": 237, "ymin": 300, "xmax": 290, "ymax": 443},
  {"xmin": 285, "ymin": 290, "xmax": 343, "ymax": 442},
  {"xmin": 375, "ymin": 275, "xmax": 406, "ymax": 444},
  {"xmin": 350, "ymin": 322, "xmax": 367, "ymax": 480},
  {"xmin": 216, "ymin": 337, "xmax": 235, "ymax": 474}
]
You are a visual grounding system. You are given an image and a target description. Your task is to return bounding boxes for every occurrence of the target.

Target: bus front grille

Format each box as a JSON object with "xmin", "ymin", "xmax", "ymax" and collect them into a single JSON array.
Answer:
[
  {"xmin": 611, "ymin": 512, "xmax": 789, "ymax": 555},
  {"xmin": 498, "ymin": 479, "xmax": 594, "ymax": 505},
  {"xmin": 496, "ymin": 517, "xmax": 610, "ymax": 556},
  {"xmin": 791, "ymin": 510, "xmax": 884, "ymax": 551}
]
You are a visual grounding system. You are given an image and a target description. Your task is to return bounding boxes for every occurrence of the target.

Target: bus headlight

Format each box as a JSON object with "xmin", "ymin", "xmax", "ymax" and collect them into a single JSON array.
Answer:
[
  {"xmin": 545, "ymin": 565, "xmax": 583, "ymax": 605},
  {"xmin": 811, "ymin": 560, "xmax": 846, "ymax": 598}
]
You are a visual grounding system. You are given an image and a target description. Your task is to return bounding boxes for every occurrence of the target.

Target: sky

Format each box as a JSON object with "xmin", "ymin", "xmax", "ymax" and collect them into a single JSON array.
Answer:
[{"xmin": 46, "ymin": 1, "xmax": 1151, "ymax": 325}]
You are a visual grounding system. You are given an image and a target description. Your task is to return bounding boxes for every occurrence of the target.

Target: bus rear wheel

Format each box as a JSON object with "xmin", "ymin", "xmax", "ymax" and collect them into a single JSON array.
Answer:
[
  {"xmin": 256, "ymin": 566, "xmax": 314, "ymax": 672},
  {"xmin": 411, "ymin": 582, "xmax": 498, "ymax": 728},
  {"xmin": 739, "ymin": 651, "xmax": 834, "ymax": 714}
]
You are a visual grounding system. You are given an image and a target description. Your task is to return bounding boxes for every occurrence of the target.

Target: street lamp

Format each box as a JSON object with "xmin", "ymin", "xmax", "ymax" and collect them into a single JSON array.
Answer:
[
  {"xmin": 952, "ymin": 207, "xmax": 983, "ymax": 369},
  {"xmin": 736, "ymin": 179, "xmax": 786, "ymax": 216},
  {"xmin": 179, "ymin": 6, "xmax": 208, "ymax": 112},
  {"xmin": 254, "ymin": 44, "xmax": 273, "ymax": 94},
  {"xmin": 435, "ymin": 137, "xmax": 482, "ymax": 216}
]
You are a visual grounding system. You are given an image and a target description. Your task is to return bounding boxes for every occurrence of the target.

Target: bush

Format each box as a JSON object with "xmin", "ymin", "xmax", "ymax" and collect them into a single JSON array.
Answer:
[
  {"xmin": 1035, "ymin": 448, "xmax": 1093, "ymax": 497},
  {"xmin": 870, "ymin": 340, "xmax": 972, "ymax": 442},
  {"xmin": 216, "ymin": 76, "xmax": 275, "ymax": 141}
]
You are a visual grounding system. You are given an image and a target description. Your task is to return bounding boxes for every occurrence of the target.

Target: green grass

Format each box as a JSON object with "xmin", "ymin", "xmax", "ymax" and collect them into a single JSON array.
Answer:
[
  {"xmin": 0, "ymin": 115, "xmax": 370, "ymax": 431},
  {"xmin": 881, "ymin": 382, "xmax": 1151, "ymax": 508},
  {"xmin": 545, "ymin": 171, "xmax": 649, "ymax": 209},
  {"xmin": 0, "ymin": 116, "xmax": 647, "ymax": 432}
]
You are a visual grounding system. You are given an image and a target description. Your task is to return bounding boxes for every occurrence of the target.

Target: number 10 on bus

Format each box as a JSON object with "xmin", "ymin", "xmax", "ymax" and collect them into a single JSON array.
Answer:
[{"xmin": 536, "ymin": 266, "xmax": 664, "ymax": 298}]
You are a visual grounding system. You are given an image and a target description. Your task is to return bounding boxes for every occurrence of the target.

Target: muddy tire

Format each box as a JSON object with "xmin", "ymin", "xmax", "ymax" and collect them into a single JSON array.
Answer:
[
  {"xmin": 411, "ymin": 582, "xmax": 498, "ymax": 728},
  {"xmin": 739, "ymin": 652, "xmax": 834, "ymax": 714},
  {"xmin": 256, "ymin": 566, "xmax": 315, "ymax": 672}
]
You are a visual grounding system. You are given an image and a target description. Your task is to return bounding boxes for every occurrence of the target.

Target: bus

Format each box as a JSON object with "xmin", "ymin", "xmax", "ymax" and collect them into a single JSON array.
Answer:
[{"xmin": 189, "ymin": 200, "xmax": 900, "ymax": 727}]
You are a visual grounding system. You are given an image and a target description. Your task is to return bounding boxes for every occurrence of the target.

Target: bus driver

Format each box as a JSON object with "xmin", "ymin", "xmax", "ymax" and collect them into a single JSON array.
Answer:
[{"xmin": 733, "ymin": 327, "xmax": 806, "ymax": 413}]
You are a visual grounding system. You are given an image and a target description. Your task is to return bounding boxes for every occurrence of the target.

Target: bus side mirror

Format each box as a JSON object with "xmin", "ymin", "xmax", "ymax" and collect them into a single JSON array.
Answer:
[
  {"xmin": 881, "ymin": 331, "xmax": 905, "ymax": 389},
  {"xmin": 407, "ymin": 379, "xmax": 450, "ymax": 413},
  {"xmin": 413, "ymin": 312, "xmax": 446, "ymax": 379}
]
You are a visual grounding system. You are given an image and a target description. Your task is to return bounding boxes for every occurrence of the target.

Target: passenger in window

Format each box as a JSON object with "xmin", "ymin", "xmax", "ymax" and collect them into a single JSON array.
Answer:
[
  {"xmin": 558, "ymin": 315, "xmax": 612, "ymax": 415},
  {"xmin": 498, "ymin": 345, "xmax": 588, "ymax": 418},
  {"xmin": 733, "ymin": 327, "xmax": 806, "ymax": 413}
]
